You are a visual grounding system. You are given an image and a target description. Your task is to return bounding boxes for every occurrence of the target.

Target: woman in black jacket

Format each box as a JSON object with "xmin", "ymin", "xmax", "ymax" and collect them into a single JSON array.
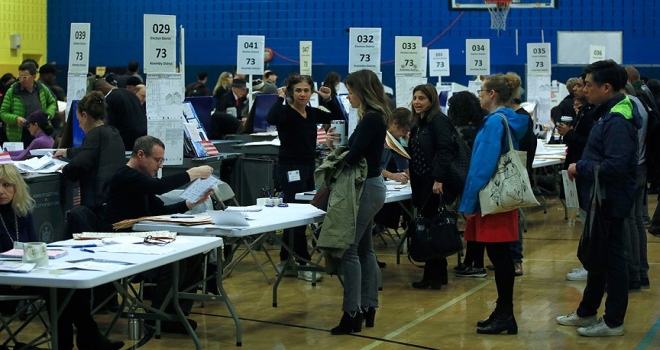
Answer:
[{"xmin": 408, "ymin": 84, "xmax": 458, "ymax": 289}]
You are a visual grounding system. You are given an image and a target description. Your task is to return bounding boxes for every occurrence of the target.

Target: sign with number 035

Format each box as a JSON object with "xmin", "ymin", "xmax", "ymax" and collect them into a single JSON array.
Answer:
[
  {"xmin": 526, "ymin": 43, "xmax": 551, "ymax": 76},
  {"xmin": 68, "ymin": 23, "xmax": 90, "ymax": 74},
  {"xmin": 395, "ymin": 36, "xmax": 423, "ymax": 77},
  {"xmin": 143, "ymin": 14, "xmax": 176, "ymax": 73},
  {"xmin": 299, "ymin": 41, "xmax": 312, "ymax": 76},
  {"xmin": 589, "ymin": 45, "xmax": 606, "ymax": 64},
  {"xmin": 465, "ymin": 39, "xmax": 490, "ymax": 76},
  {"xmin": 348, "ymin": 28, "xmax": 382, "ymax": 73},
  {"xmin": 237, "ymin": 35, "xmax": 265, "ymax": 75},
  {"xmin": 429, "ymin": 49, "xmax": 450, "ymax": 77}
]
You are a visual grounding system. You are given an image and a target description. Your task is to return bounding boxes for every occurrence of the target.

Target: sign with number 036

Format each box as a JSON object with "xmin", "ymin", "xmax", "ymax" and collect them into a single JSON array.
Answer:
[
  {"xmin": 429, "ymin": 49, "xmax": 450, "ymax": 77},
  {"xmin": 143, "ymin": 14, "xmax": 176, "ymax": 73},
  {"xmin": 526, "ymin": 43, "xmax": 551, "ymax": 76},
  {"xmin": 348, "ymin": 28, "xmax": 382, "ymax": 73},
  {"xmin": 465, "ymin": 39, "xmax": 490, "ymax": 76},
  {"xmin": 68, "ymin": 23, "xmax": 90, "ymax": 74},
  {"xmin": 237, "ymin": 35, "xmax": 265, "ymax": 75},
  {"xmin": 395, "ymin": 36, "xmax": 423, "ymax": 77},
  {"xmin": 589, "ymin": 45, "xmax": 606, "ymax": 64},
  {"xmin": 300, "ymin": 41, "xmax": 312, "ymax": 76}
]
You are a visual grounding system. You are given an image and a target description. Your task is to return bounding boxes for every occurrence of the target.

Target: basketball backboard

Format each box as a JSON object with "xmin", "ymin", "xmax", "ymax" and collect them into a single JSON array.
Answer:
[{"xmin": 450, "ymin": 0, "xmax": 557, "ymax": 10}]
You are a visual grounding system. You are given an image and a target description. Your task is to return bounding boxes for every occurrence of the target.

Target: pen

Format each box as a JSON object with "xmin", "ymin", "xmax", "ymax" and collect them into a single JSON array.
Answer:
[
  {"xmin": 71, "ymin": 244, "xmax": 98, "ymax": 248},
  {"xmin": 171, "ymin": 215, "xmax": 195, "ymax": 218},
  {"xmin": 80, "ymin": 248, "xmax": 95, "ymax": 253}
]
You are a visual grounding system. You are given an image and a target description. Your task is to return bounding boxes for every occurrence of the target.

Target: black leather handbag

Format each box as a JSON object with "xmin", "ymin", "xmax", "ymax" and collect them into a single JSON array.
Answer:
[
  {"xmin": 408, "ymin": 196, "xmax": 463, "ymax": 263},
  {"xmin": 577, "ymin": 165, "xmax": 609, "ymax": 274}
]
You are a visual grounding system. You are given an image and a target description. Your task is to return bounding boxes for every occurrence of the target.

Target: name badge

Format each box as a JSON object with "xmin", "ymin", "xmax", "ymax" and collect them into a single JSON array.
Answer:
[{"xmin": 287, "ymin": 170, "xmax": 301, "ymax": 183}]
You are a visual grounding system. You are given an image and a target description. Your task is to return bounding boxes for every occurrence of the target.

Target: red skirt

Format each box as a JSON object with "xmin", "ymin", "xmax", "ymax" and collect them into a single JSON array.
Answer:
[{"xmin": 464, "ymin": 210, "xmax": 519, "ymax": 243}]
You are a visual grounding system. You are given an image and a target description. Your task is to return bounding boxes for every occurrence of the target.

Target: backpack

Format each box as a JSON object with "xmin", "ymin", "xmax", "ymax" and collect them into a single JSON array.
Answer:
[{"xmin": 186, "ymin": 82, "xmax": 206, "ymax": 97}]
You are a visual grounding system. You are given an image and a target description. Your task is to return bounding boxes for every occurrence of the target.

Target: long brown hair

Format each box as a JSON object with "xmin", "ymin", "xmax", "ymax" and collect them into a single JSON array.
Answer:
[
  {"xmin": 344, "ymin": 70, "xmax": 391, "ymax": 124},
  {"xmin": 411, "ymin": 84, "xmax": 441, "ymax": 126}
]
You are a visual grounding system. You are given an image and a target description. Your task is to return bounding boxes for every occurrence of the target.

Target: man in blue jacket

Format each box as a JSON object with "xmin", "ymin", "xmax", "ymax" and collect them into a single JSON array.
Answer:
[{"xmin": 556, "ymin": 60, "xmax": 638, "ymax": 337}]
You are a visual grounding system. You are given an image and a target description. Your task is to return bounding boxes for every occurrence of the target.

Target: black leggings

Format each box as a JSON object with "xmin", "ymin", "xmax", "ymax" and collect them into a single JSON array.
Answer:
[
  {"xmin": 485, "ymin": 242, "xmax": 515, "ymax": 312},
  {"xmin": 463, "ymin": 241, "xmax": 485, "ymax": 268}
]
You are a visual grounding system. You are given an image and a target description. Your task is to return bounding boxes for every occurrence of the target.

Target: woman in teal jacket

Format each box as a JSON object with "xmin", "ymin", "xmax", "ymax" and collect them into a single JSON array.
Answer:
[{"xmin": 459, "ymin": 73, "xmax": 529, "ymax": 335}]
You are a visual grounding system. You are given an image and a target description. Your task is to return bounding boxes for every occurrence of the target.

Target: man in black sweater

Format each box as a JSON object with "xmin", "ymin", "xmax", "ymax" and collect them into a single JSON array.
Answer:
[
  {"xmin": 94, "ymin": 79, "xmax": 147, "ymax": 151},
  {"xmin": 103, "ymin": 135, "xmax": 213, "ymax": 333}
]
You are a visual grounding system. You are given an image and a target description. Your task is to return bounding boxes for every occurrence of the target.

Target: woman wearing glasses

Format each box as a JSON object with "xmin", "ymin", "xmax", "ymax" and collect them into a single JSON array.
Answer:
[
  {"xmin": 53, "ymin": 91, "xmax": 125, "ymax": 217},
  {"xmin": 266, "ymin": 74, "xmax": 344, "ymax": 282},
  {"xmin": 460, "ymin": 73, "xmax": 528, "ymax": 334}
]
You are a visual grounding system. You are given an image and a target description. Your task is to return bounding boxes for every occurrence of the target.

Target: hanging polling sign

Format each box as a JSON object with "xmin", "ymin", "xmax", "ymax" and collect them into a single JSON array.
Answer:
[
  {"xmin": 348, "ymin": 28, "xmax": 382, "ymax": 73},
  {"xmin": 300, "ymin": 41, "xmax": 312, "ymax": 76},
  {"xmin": 589, "ymin": 45, "xmax": 605, "ymax": 63},
  {"xmin": 68, "ymin": 23, "xmax": 90, "ymax": 74},
  {"xmin": 466, "ymin": 39, "xmax": 490, "ymax": 76},
  {"xmin": 143, "ymin": 15, "xmax": 176, "ymax": 73},
  {"xmin": 237, "ymin": 35, "xmax": 265, "ymax": 75},
  {"xmin": 429, "ymin": 49, "xmax": 450, "ymax": 77},
  {"xmin": 527, "ymin": 43, "xmax": 551, "ymax": 76},
  {"xmin": 395, "ymin": 36, "xmax": 423, "ymax": 77}
]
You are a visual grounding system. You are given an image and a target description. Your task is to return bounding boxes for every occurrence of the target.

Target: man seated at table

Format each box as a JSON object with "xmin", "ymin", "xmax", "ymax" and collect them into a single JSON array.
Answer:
[{"xmin": 103, "ymin": 135, "xmax": 213, "ymax": 333}]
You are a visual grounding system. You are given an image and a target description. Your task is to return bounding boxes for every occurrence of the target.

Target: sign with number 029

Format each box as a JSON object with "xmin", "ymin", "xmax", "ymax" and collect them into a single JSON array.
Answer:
[
  {"xmin": 68, "ymin": 23, "xmax": 90, "ymax": 74},
  {"xmin": 144, "ymin": 14, "xmax": 177, "ymax": 73},
  {"xmin": 237, "ymin": 35, "xmax": 265, "ymax": 75}
]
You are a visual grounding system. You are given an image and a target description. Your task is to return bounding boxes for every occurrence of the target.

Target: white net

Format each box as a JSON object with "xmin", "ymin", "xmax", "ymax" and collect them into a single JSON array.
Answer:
[{"xmin": 487, "ymin": 2, "xmax": 511, "ymax": 32}]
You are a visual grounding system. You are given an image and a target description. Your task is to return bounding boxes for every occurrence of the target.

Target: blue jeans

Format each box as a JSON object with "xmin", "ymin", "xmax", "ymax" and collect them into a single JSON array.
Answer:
[{"xmin": 340, "ymin": 177, "xmax": 386, "ymax": 312}]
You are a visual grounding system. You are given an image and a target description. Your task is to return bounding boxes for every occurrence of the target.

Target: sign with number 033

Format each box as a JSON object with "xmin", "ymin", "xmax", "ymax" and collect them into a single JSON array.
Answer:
[
  {"xmin": 429, "ymin": 49, "xmax": 450, "ymax": 77},
  {"xmin": 143, "ymin": 14, "xmax": 176, "ymax": 73},
  {"xmin": 465, "ymin": 39, "xmax": 490, "ymax": 76},
  {"xmin": 68, "ymin": 23, "xmax": 90, "ymax": 74},
  {"xmin": 395, "ymin": 36, "xmax": 423, "ymax": 77},
  {"xmin": 348, "ymin": 28, "xmax": 382, "ymax": 73},
  {"xmin": 526, "ymin": 43, "xmax": 551, "ymax": 76},
  {"xmin": 237, "ymin": 35, "xmax": 265, "ymax": 75},
  {"xmin": 299, "ymin": 41, "xmax": 312, "ymax": 76}
]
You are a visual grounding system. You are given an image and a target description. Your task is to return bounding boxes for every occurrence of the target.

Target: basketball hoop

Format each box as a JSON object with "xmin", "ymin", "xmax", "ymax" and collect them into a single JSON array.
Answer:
[{"xmin": 484, "ymin": 0, "xmax": 512, "ymax": 32}]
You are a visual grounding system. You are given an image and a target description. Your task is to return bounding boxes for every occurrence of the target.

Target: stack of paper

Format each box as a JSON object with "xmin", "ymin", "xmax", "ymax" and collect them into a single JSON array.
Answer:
[
  {"xmin": 15, "ymin": 154, "xmax": 67, "ymax": 173},
  {"xmin": 386, "ymin": 132, "xmax": 410, "ymax": 159},
  {"xmin": 72, "ymin": 231, "xmax": 177, "ymax": 240},
  {"xmin": 0, "ymin": 261, "xmax": 36, "ymax": 273},
  {"xmin": 0, "ymin": 249, "xmax": 68, "ymax": 259}
]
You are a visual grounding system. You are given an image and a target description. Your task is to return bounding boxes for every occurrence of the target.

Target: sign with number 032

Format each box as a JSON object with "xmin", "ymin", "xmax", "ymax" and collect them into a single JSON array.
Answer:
[
  {"xmin": 143, "ymin": 14, "xmax": 176, "ymax": 73},
  {"xmin": 526, "ymin": 43, "xmax": 551, "ymax": 76},
  {"xmin": 68, "ymin": 23, "xmax": 90, "ymax": 74},
  {"xmin": 348, "ymin": 28, "xmax": 382, "ymax": 73},
  {"xmin": 237, "ymin": 35, "xmax": 265, "ymax": 75},
  {"xmin": 465, "ymin": 39, "xmax": 490, "ymax": 76},
  {"xmin": 429, "ymin": 49, "xmax": 450, "ymax": 77},
  {"xmin": 299, "ymin": 41, "xmax": 312, "ymax": 76},
  {"xmin": 395, "ymin": 36, "xmax": 423, "ymax": 77}
]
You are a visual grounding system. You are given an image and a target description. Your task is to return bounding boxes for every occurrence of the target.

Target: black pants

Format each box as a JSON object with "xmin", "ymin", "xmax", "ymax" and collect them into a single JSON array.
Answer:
[
  {"xmin": 485, "ymin": 242, "xmax": 515, "ymax": 313},
  {"xmin": 276, "ymin": 161, "xmax": 315, "ymax": 263},
  {"xmin": 463, "ymin": 241, "xmax": 486, "ymax": 268}
]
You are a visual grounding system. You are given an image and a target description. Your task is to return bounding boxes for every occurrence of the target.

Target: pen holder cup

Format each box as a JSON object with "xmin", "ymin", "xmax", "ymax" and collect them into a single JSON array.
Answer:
[{"xmin": 22, "ymin": 242, "xmax": 48, "ymax": 267}]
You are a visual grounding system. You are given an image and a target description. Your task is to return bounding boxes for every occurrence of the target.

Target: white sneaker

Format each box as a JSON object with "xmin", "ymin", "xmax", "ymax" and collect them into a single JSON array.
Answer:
[
  {"xmin": 275, "ymin": 262, "xmax": 297, "ymax": 277},
  {"xmin": 556, "ymin": 311, "xmax": 598, "ymax": 327},
  {"xmin": 566, "ymin": 266, "xmax": 588, "ymax": 281},
  {"xmin": 577, "ymin": 317, "xmax": 625, "ymax": 337},
  {"xmin": 298, "ymin": 270, "xmax": 323, "ymax": 282}
]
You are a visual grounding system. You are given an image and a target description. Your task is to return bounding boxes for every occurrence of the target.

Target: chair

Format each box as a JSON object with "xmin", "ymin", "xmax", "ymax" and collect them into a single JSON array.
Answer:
[
  {"xmin": 210, "ymin": 181, "xmax": 240, "ymax": 210},
  {"xmin": 0, "ymin": 295, "xmax": 50, "ymax": 349}
]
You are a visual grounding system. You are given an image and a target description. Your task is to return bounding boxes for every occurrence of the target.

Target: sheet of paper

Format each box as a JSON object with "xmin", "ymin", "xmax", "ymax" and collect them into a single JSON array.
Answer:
[
  {"xmin": 0, "ymin": 261, "xmax": 36, "ymax": 273},
  {"xmin": 2, "ymin": 142, "xmax": 23, "ymax": 151},
  {"xmin": 395, "ymin": 76, "xmax": 427, "ymax": 108},
  {"xmin": 561, "ymin": 170, "xmax": 579, "ymax": 209},
  {"xmin": 180, "ymin": 175, "xmax": 220, "ymax": 203},
  {"xmin": 97, "ymin": 244, "xmax": 174, "ymax": 255},
  {"xmin": 224, "ymin": 206, "xmax": 263, "ymax": 212},
  {"xmin": 43, "ymin": 261, "xmax": 126, "ymax": 272}
]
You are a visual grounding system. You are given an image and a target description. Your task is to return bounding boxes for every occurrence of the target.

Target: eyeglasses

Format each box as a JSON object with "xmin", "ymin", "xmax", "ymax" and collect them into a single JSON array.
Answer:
[
  {"xmin": 148, "ymin": 156, "xmax": 164, "ymax": 164},
  {"xmin": 143, "ymin": 235, "xmax": 174, "ymax": 246},
  {"xmin": 477, "ymin": 89, "xmax": 492, "ymax": 94},
  {"xmin": 17, "ymin": 75, "xmax": 32, "ymax": 80}
]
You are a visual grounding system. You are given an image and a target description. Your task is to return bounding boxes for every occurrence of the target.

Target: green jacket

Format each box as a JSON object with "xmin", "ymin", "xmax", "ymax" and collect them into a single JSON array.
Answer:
[
  {"xmin": 0, "ymin": 81, "xmax": 57, "ymax": 142},
  {"xmin": 315, "ymin": 146, "xmax": 368, "ymax": 258}
]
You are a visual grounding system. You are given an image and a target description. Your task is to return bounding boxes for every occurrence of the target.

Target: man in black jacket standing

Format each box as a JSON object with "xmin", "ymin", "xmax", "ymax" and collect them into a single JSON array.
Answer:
[{"xmin": 94, "ymin": 79, "xmax": 147, "ymax": 150}]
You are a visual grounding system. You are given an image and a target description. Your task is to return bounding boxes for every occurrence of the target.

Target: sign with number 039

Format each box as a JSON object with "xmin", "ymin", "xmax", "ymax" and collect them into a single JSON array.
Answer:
[
  {"xmin": 526, "ymin": 43, "xmax": 551, "ymax": 76},
  {"xmin": 465, "ymin": 39, "xmax": 490, "ymax": 76},
  {"xmin": 348, "ymin": 28, "xmax": 382, "ymax": 73},
  {"xmin": 589, "ymin": 45, "xmax": 606, "ymax": 64},
  {"xmin": 395, "ymin": 36, "xmax": 423, "ymax": 77},
  {"xmin": 68, "ymin": 23, "xmax": 90, "ymax": 74},
  {"xmin": 237, "ymin": 35, "xmax": 265, "ymax": 75},
  {"xmin": 429, "ymin": 49, "xmax": 450, "ymax": 77},
  {"xmin": 143, "ymin": 14, "xmax": 176, "ymax": 73},
  {"xmin": 300, "ymin": 41, "xmax": 312, "ymax": 76}
]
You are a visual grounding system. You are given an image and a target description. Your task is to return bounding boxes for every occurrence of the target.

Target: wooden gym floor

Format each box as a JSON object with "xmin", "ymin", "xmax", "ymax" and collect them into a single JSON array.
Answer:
[{"xmin": 8, "ymin": 197, "xmax": 660, "ymax": 349}]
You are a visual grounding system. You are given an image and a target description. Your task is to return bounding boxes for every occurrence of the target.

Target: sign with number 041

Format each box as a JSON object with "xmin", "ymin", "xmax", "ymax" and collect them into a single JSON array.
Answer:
[
  {"xmin": 526, "ymin": 43, "xmax": 551, "ymax": 76},
  {"xmin": 348, "ymin": 28, "xmax": 382, "ymax": 73},
  {"xmin": 237, "ymin": 35, "xmax": 265, "ymax": 75},
  {"xmin": 68, "ymin": 23, "xmax": 90, "ymax": 74},
  {"xmin": 465, "ymin": 39, "xmax": 490, "ymax": 76},
  {"xmin": 143, "ymin": 14, "xmax": 176, "ymax": 73}
]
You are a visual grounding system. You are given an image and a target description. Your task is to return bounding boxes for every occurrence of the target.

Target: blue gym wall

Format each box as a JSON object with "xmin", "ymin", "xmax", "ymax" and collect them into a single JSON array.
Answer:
[{"xmin": 47, "ymin": 0, "xmax": 660, "ymax": 89}]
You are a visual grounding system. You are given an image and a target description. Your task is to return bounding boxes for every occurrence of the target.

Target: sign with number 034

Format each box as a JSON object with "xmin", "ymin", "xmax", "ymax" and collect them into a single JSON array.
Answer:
[
  {"xmin": 68, "ymin": 23, "xmax": 90, "ymax": 74},
  {"xmin": 395, "ymin": 36, "xmax": 423, "ymax": 77},
  {"xmin": 465, "ymin": 39, "xmax": 490, "ymax": 76},
  {"xmin": 348, "ymin": 28, "xmax": 382, "ymax": 73},
  {"xmin": 429, "ymin": 49, "xmax": 450, "ymax": 77},
  {"xmin": 237, "ymin": 35, "xmax": 265, "ymax": 75},
  {"xmin": 143, "ymin": 14, "xmax": 176, "ymax": 73},
  {"xmin": 300, "ymin": 41, "xmax": 312, "ymax": 76},
  {"xmin": 526, "ymin": 43, "xmax": 551, "ymax": 76}
]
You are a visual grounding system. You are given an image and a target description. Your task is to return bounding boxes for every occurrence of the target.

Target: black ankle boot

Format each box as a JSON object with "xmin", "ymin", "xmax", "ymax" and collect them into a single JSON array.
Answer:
[
  {"xmin": 362, "ymin": 307, "xmax": 376, "ymax": 327},
  {"xmin": 411, "ymin": 279, "xmax": 442, "ymax": 290},
  {"xmin": 476, "ymin": 312, "xmax": 517, "ymax": 335},
  {"xmin": 476, "ymin": 311, "xmax": 496, "ymax": 327},
  {"xmin": 330, "ymin": 311, "xmax": 363, "ymax": 335}
]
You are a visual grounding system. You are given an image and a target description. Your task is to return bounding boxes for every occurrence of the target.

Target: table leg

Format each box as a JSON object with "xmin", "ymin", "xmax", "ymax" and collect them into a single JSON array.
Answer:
[
  {"xmin": 49, "ymin": 288, "xmax": 58, "ymax": 350},
  {"xmin": 171, "ymin": 261, "xmax": 201, "ymax": 350},
  {"xmin": 215, "ymin": 247, "xmax": 243, "ymax": 346}
]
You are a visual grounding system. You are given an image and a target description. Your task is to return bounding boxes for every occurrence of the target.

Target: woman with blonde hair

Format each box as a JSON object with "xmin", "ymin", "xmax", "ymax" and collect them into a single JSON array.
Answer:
[{"xmin": 213, "ymin": 72, "xmax": 233, "ymax": 101}]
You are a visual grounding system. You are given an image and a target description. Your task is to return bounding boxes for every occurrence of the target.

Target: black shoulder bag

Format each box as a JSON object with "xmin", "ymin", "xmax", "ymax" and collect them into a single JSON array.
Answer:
[{"xmin": 407, "ymin": 194, "xmax": 463, "ymax": 264}]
